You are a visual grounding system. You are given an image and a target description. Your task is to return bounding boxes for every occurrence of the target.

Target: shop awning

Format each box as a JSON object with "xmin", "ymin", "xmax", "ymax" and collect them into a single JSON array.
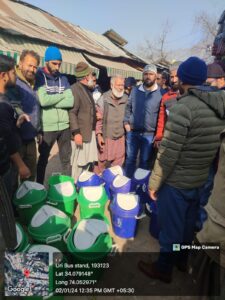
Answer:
[
  {"xmin": 84, "ymin": 54, "xmax": 142, "ymax": 79},
  {"xmin": 0, "ymin": 33, "xmax": 99, "ymax": 76}
]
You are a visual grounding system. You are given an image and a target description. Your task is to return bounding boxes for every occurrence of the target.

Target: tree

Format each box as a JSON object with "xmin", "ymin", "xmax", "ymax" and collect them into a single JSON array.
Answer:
[{"xmin": 137, "ymin": 20, "xmax": 171, "ymax": 66}]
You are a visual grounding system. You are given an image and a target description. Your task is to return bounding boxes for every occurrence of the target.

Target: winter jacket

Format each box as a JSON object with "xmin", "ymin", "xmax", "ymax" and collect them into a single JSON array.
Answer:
[
  {"xmin": 197, "ymin": 129, "xmax": 225, "ymax": 268},
  {"xmin": 96, "ymin": 90, "xmax": 128, "ymax": 139},
  {"xmin": 149, "ymin": 86, "xmax": 225, "ymax": 191},
  {"xmin": 7, "ymin": 67, "xmax": 41, "ymax": 141},
  {"xmin": 0, "ymin": 94, "xmax": 21, "ymax": 175},
  {"xmin": 69, "ymin": 82, "xmax": 96, "ymax": 143},
  {"xmin": 124, "ymin": 84, "xmax": 162, "ymax": 134},
  {"xmin": 155, "ymin": 90, "xmax": 178, "ymax": 141},
  {"xmin": 36, "ymin": 68, "xmax": 74, "ymax": 132}
]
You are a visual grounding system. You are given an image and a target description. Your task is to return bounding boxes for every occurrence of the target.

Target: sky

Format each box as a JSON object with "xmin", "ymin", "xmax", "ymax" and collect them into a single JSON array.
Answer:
[{"xmin": 24, "ymin": 0, "xmax": 224, "ymax": 53}]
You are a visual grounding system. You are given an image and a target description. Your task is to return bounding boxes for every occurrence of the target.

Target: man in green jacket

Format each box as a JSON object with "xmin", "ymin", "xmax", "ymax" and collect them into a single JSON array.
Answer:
[
  {"xmin": 36, "ymin": 46, "xmax": 74, "ymax": 184},
  {"xmin": 138, "ymin": 56, "xmax": 225, "ymax": 283}
]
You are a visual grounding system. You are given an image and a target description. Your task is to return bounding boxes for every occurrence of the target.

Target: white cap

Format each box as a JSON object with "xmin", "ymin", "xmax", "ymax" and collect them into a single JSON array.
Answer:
[{"xmin": 143, "ymin": 64, "xmax": 157, "ymax": 74}]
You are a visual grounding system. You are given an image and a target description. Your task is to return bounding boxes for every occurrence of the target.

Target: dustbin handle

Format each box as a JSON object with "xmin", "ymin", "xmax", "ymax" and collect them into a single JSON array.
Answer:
[
  {"xmin": 23, "ymin": 243, "xmax": 31, "ymax": 252},
  {"xmin": 46, "ymin": 234, "xmax": 62, "ymax": 244},
  {"xmin": 19, "ymin": 204, "xmax": 32, "ymax": 208},
  {"xmin": 52, "ymin": 172, "xmax": 61, "ymax": 176},
  {"xmin": 46, "ymin": 201, "xmax": 58, "ymax": 206},
  {"xmin": 63, "ymin": 228, "xmax": 71, "ymax": 243},
  {"xmin": 135, "ymin": 213, "xmax": 146, "ymax": 220}
]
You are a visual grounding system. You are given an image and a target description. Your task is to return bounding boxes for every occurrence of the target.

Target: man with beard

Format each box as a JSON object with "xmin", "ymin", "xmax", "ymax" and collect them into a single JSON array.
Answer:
[
  {"xmin": 0, "ymin": 55, "xmax": 30, "ymax": 296},
  {"xmin": 36, "ymin": 46, "xmax": 74, "ymax": 184},
  {"xmin": 124, "ymin": 64, "xmax": 162, "ymax": 178},
  {"xmin": 154, "ymin": 62, "xmax": 181, "ymax": 148},
  {"xmin": 95, "ymin": 75, "xmax": 128, "ymax": 173},
  {"xmin": 7, "ymin": 50, "xmax": 41, "ymax": 181},
  {"xmin": 69, "ymin": 62, "xmax": 98, "ymax": 182}
]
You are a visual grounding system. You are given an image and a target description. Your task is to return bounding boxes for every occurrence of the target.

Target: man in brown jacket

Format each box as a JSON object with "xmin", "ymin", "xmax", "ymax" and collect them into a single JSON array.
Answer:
[{"xmin": 69, "ymin": 62, "xmax": 98, "ymax": 182}]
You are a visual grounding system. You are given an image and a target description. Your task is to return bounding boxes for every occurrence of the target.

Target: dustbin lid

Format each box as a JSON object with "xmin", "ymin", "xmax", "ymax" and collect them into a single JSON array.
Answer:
[
  {"xmin": 109, "ymin": 166, "xmax": 123, "ymax": 176},
  {"xmin": 31, "ymin": 205, "xmax": 68, "ymax": 228},
  {"xmin": 113, "ymin": 175, "xmax": 130, "ymax": 188},
  {"xmin": 28, "ymin": 244, "xmax": 61, "ymax": 265},
  {"xmin": 74, "ymin": 219, "xmax": 108, "ymax": 250},
  {"xmin": 82, "ymin": 186, "xmax": 104, "ymax": 202},
  {"xmin": 134, "ymin": 168, "xmax": 150, "ymax": 180},
  {"xmin": 16, "ymin": 181, "xmax": 45, "ymax": 199},
  {"xmin": 53, "ymin": 181, "xmax": 74, "ymax": 197},
  {"xmin": 78, "ymin": 171, "xmax": 95, "ymax": 182},
  {"xmin": 117, "ymin": 193, "xmax": 139, "ymax": 211}
]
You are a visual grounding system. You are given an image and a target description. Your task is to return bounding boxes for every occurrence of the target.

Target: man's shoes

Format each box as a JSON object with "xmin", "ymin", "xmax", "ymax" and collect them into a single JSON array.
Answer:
[{"xmin": 138, "ymin": 260, "xmax": 172, "ymax": 284}]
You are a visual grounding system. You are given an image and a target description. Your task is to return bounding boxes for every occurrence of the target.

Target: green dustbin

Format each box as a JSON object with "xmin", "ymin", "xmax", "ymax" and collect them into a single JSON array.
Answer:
[
  {"xmin": 47, "ymin": 175, "xmax": 77, "ymax": 217},
  {"xmin": 27, "ymin": 244, "xmax": 64, "ymax": 295},
  {"xmin": 14, "ymin": 223, "xmax": 30, "ymax": 252},
  {"xmin": 77, "ymin": 186, "xmax": 108, "ymax": 219},
  {"xmin": 13, "ymin": 181, "xmax": 47, "ymax": 225},
  {"xmin": 67, "ymin": 216, "xmax": 112, "ymax": 280},
  {"xmin": 28, "ymin": 205, "xmax": 71, "ymax": 252}
]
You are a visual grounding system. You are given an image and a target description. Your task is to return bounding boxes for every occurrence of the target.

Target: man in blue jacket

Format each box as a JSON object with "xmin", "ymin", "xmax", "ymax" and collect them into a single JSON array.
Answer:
[
  {"xmin": 7, "ymin": 50, "xmax": 41, "ymax": 181},
  {"xmin": 124, "ymin": 64, "xmax": 162, "ymax": 178}
]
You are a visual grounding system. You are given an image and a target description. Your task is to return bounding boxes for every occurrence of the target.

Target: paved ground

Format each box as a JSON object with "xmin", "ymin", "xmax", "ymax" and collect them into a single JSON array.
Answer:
[{"xmin": 42, "ymin": 143, "xmax": 201, "ymax": 300}]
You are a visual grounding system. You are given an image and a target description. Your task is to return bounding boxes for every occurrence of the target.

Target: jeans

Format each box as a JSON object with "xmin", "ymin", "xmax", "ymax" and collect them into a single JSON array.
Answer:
[
  {"xmin": 124, "ymin": 131, "xmax": 154, "ymax": 178},
  {"xmin": 156, "ymin": 183, "xmax": 201, "ymax": 273},
  {"xmin": 37, "ymin": 129, "xmax": 72, "ymax": 184}
]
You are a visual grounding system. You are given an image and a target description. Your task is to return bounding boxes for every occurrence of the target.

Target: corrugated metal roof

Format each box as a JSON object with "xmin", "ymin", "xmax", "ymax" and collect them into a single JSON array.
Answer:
[
  {"xmin": 85, "ymin": 54, "xmax": 142, "ymax": 80},
  {"xmin": 0, "ymin": 33, "xmax": 99, "ymax": 75}
]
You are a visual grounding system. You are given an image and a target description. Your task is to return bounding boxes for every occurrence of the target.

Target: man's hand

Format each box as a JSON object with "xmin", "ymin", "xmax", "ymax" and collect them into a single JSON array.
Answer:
[
  {"xmin": 74, "ymin": 134, "xmax": 83, "ymax": 147},
  {"xmin": 124, "ymin": 124, "xmax": 131, "ymax": 132},
  {"xmin": 16, "ymin": 114, "xmax": 30, "ymax": 128},
  {"xmin": 97, "ymin": 134, "xmax": 105, "ymax": 151},
  {"xmin": 19, "ymin": 164, "xmax": 31, "ymax": 180},
  {"xmin": 149, "ymin": 189, "xmax": 158, "ymax": 201},
  {"xmin": 96, "ymin": 112, "xmax": 102, "ymax": 121},
  {"xmin": 37, "ymin": 134, "xmax": 43, "ymax": 145}
]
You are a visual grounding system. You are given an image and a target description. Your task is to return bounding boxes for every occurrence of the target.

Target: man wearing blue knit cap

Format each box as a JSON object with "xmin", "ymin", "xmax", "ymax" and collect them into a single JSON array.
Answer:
[
  {"xmin": 138, "ymin": 56, "xmax": 225, "ymax": 283},
  {"xmin": 36, "ymin": 46, "xmax": 74, "ymax": 184}
]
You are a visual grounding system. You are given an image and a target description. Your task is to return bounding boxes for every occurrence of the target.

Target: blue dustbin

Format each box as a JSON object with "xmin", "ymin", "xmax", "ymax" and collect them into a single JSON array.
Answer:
[
  {"xmin": 111, "ymin": 175, "xmax": 131, "ymax": 196},
  {"xmin": 102, "ymin": 166, "xmax": 124, "ymax": 199},
  {"xmin": 110, "ymin": 193, "xmax": 140, "ymax": 239},
  {"xmin": 77, "ymin": 171, "xmax": 103, "ymax": 189}
]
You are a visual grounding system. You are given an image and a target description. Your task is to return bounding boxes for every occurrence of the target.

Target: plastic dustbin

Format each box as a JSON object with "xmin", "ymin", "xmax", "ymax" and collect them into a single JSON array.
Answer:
[
  {"xmin": 110, "ymin": 193, "xmax": 140, "ymax": 239},
  {"xmin": 102, "ymin": 166, "xmax": 124, "ymax": 199},
  {"xmin": 111, "ymin": 175, "xmax": 131, "ymax": 195},
  {"xmin": 14, "ymin": 222, "xmax": 30, "ymax": 252},
  {"xmin": 77, "ymin": 186, "xmax": 108, "ymax": 219},
  {"xmin": 47, "ymin": 175, "xmax": 77, "ymax": 217},
  {"xmin": 13, "ymin": 181, "xmax": 47, "ymax": 225},
  {"xmin": 28, "ymin": 205, "xmax": 71, "ymax": 252},
  {"xmin": 77, "ymin": 171, "xmax": 103, "ymax": 189}
]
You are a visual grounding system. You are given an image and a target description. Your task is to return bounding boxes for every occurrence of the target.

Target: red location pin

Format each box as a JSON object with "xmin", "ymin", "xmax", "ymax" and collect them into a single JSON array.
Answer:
[{"xmin": 24, "ymin": 269, "xmax": 30, "ymax": 278}]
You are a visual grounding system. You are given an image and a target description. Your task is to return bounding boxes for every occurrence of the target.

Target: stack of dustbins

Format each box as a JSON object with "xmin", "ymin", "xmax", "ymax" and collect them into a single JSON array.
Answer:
[
  {"xmin": 110, "ymin": 193, "xmax": 140, "ymax": 239},
  {"xmin": 28, "ymin": 205, "xmax": 71, "ymax": 252},
  {"xmin": 47, "ymin": 175, "xmax": 77, "ymax": 217},
  {"xmin": 13, "ymin": 181, "xmax": 47, "ymax": 225}
]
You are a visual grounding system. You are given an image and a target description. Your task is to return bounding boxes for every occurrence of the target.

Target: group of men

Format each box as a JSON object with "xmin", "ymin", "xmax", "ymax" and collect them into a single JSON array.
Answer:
[{"xmin": 1, "ymin": 43, "xmax": 225, "ymax": 291}]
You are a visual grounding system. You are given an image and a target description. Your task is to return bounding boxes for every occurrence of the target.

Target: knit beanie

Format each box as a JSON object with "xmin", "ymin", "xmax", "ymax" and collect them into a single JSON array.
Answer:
[
  {"xmin": 75, "ymin": 61, "xmax": 91, "ymax": 78},
  {"xmin": 207, "ymin": 62, "xmax": 225, "ymax": 78},
  {"xmin": 45, "ymin": 46, "xmax": 62, "ymax": 62},
  {"xmin": 177, "ymin": 56, "xmax": 207, "ymax": 85}
]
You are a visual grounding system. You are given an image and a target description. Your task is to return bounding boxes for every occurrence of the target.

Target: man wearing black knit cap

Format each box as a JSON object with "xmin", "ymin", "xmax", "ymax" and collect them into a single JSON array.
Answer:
[{"xmin": 138, "ymin": 56, "xmax": 225, "ymax": 283}]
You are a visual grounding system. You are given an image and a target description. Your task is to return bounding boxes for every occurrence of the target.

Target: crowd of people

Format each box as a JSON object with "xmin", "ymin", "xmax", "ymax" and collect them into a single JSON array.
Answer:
[{"xmin": 1, "ymin": 44, "xmax": 225, "ymax": 296}]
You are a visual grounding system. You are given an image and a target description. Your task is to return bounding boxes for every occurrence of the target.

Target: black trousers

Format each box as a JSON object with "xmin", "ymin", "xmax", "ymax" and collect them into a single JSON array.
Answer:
[{"xmin": 37, "ymin": 128, "xmax": 72, "ymax": 184}]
